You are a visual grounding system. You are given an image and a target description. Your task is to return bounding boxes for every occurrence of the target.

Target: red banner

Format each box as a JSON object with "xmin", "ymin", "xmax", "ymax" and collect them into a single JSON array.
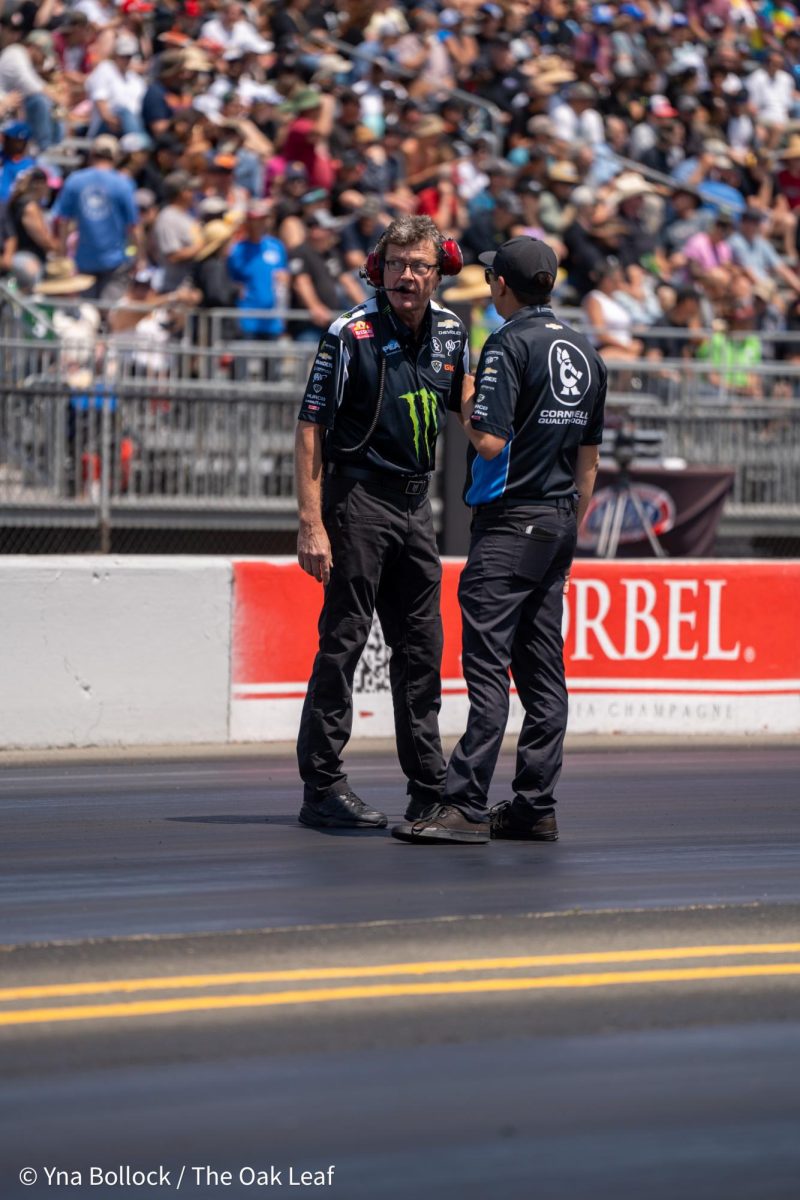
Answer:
[{"xmin": 231, "ymin": 559, "xmax": 800, "ymax": 738}]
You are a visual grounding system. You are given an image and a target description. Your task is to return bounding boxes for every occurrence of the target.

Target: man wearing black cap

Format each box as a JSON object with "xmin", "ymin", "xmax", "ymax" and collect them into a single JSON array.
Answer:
[{"xmin": 393, "ymin": 236, "xmax": 606, "ymax": 845}]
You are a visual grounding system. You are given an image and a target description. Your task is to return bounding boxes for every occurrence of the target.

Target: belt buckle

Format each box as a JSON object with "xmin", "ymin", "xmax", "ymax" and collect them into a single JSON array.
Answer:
[{"xmin": 405, "ymin": 477, "xmax": 426, "ymax": 496}]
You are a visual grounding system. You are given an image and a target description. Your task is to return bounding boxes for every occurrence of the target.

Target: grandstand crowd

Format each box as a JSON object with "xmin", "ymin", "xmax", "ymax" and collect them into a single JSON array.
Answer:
[{"xmin": 3, "ymin": 0, "xmax": 800, "ymax": 391}]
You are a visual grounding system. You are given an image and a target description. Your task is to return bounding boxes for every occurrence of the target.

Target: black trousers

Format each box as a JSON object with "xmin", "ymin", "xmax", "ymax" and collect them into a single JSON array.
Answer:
[
  {"xmin": 444, "ymin": 498, "xmax": 578, "ymax": 821},
  {"xmin": 297, "ymin": 475, "xmax": 446, "ymax": 807}
]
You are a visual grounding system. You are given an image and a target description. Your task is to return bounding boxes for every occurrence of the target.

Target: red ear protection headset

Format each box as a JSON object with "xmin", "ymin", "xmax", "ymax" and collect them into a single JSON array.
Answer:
[{"xmin": 362, "ymin": 239, "xmax": 463, "ymax": 288}]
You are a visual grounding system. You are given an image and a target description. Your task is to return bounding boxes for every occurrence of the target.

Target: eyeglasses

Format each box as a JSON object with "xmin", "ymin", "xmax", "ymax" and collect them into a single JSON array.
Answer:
[
  {"xmin": 385, "ymin": 258, "xmax": 438, "ymax": 277},
  {"xmin": 484, "ymin": 269, "xmax": 496, "ymax": 285}
]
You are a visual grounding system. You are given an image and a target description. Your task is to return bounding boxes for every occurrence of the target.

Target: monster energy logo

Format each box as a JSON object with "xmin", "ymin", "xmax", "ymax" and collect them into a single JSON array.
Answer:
[{"xmin": 400, "ymin": 388, "xmax": 438, "ymax": 462}]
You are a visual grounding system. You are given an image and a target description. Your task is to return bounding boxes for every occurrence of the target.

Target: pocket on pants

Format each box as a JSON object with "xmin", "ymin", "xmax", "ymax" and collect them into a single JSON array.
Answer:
[{"xmin": 513, "ymin": 523, "xmax": 561, "ymax": 583}]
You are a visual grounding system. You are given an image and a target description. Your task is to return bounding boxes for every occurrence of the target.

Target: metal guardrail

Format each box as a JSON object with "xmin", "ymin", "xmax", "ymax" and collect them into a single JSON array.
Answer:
[{"xmin": 1, "ymin": 324, "xmax": 800, "ymax": 549}]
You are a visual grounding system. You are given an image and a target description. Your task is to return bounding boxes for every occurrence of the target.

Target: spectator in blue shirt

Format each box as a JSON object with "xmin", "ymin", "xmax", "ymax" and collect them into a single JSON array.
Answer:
[
  {"xmin": 227, "ymin": 200, "xmax": 289, "ymax": 339},
  {"xmin": 53, "ymin": 135, "xmax": 139, "ymax": 302},
  {"xmin": 728, "ymin": 208, "xmax": 800, "ymax": 296},
  {"xmin": 0, "ymin": 122, "xmax": 36, "ymax": 209}
]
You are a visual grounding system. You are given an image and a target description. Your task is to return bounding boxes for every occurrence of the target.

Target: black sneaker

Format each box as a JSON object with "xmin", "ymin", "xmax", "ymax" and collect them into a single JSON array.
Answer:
[
  {"xmin": 298, "ymin": 789, "xmax": 388, "ymax": 829},
  {"xmin": 391, "ymin": 804, "xmax": 490, "ymax": 845},
  {"xmin": 403, "ymin": 797, "xmax": 440, "ymax": 821},
  {"xmin": 490, "ymin": 802, "xmax": 558, "ymax": 841}
]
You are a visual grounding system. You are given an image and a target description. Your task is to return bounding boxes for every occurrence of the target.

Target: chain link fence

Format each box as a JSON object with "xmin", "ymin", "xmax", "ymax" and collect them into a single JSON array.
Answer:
[{"xmin": 2, "ymin": 295, "xmax": 800, "ymax": 556}]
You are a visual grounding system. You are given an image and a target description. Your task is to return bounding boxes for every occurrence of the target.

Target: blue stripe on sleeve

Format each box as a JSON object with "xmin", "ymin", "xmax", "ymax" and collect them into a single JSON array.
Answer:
[{"xmin": 464, "ymin": 434, "xmax": 513, "ymax": 505}]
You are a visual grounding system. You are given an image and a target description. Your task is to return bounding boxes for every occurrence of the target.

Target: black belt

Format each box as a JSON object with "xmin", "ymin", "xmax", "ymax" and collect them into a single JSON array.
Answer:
[
  {"xmin": 327, "ymin": 462, "xmax": 430, "ymax": 496},
  {"xmin": 472, "ymin": 495, "xmax": 577, "ymax": 515}
]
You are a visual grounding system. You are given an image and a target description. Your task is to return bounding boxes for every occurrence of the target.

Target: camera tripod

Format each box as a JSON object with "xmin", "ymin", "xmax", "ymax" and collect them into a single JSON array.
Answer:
[{"xmin": 595, "ymin": 465, "xmax": 667, "ymax": 558}]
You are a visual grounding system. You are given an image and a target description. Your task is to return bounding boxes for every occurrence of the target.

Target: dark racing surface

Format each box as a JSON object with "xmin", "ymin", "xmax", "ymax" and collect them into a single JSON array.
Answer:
[{"xmin": 1, "ymin": 744, "xmax": 799, "ymax": 1199}]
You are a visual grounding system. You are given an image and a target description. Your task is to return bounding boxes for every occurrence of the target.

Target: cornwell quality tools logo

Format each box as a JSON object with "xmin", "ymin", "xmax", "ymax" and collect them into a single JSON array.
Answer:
[
  {"xmin": 400, "ymin": 388, "xmax": 438, "ymax": 459},
  {"xmin": 548, "ymin": 341, "xmax": 591, "ymax": 405}
]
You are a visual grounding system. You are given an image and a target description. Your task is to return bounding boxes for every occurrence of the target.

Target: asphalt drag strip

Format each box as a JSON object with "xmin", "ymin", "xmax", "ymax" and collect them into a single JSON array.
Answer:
[
  {"xmin": 2, "ymin": 908, "xmax": 800, "ymax": 1200},
  {"xmin": 1, "ymin": 746, "xmax": 799, "ymax": 1198}
]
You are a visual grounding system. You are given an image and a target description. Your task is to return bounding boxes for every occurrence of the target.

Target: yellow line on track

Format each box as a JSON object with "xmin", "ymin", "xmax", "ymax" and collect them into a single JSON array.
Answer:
[
  {"xmin": 1, "ymin": 964, "xmax": 799, "ymax": 1028},
  {"xmin": 2, "ymin": 942, "xmax": 800, "ymax": 1003}
]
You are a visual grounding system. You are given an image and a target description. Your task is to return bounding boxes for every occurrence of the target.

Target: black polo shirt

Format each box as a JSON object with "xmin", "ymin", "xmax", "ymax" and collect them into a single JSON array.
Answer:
[
  {"xmin": 298, "ymin": 295, "xmax": 468, "ymax": 476},
  {"xmin": 465, "ymin": 305, "xmax": 607, "ymax": 505}
]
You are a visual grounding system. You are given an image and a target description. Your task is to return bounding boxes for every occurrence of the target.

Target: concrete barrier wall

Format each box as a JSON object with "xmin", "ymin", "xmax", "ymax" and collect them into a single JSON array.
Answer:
[
  {"xmin": 1, "ymin": 557, "xmax": 798, "ymax": 749},
  {"xmin": 0, "ymin": 557, "xmax": 232, "ymax": 748}
]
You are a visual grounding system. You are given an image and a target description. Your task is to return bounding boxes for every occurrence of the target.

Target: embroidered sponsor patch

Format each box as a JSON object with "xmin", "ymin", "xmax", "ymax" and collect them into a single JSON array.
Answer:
[
  {"xmin": 382, "ymin": 339, "xmax": 402, "ymax": 355},
  {"xmin": 352, "ymin": 320, "xmax": 374, "ymax": 339},
  {"xmin": 432, "ymin": 360, "xmax": 442, "ymax": 372},
  {"xmin": 445, "ymin": 339, "xmax": 460, "ymax": 352},
  {"xmin": 443, "ymin": 362, "xmax": 454, "ymax": 371},
  {"xmin": 431, "ymin": 336, "xmax": 443, "ymax": 353}
]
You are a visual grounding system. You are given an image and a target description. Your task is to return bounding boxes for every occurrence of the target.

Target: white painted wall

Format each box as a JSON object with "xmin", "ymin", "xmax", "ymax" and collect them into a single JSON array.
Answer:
[{"xmin": 0, "ymin": 558, "xmax": 232, "ymax": 748}]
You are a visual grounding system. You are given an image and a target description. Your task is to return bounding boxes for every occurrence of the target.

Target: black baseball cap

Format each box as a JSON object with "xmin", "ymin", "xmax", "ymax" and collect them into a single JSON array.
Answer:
[{"xmin": 479, "ymin": 236, "xmax": 558, "ymax": 291}]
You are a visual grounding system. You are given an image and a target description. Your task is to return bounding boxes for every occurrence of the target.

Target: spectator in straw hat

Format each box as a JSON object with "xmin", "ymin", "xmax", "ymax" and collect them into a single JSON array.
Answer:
[
  {"xmin": 401, "ymin": 112, "xmax": 451, "ymax": 192},
  {"xmin": 609, "ymin": 172, "xmax": 662, "ymax": 270},
  {"xmin": 36, "ymin": 256, "xmax": 102, "ymax": 390},
  {"xmin": 36, "ymin": 256, "xmax": 95, "ymax": 298},
  {"xmin": 191, "ymin": 217, "xmax": 238, "ymax": 310},
  {"xmin": 440, "ymin": 262, "xmax": 501, "ymax": 358},
  {"xmin": 539, "ymin": 160, "xmax": 580, "ymax": 236}
]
